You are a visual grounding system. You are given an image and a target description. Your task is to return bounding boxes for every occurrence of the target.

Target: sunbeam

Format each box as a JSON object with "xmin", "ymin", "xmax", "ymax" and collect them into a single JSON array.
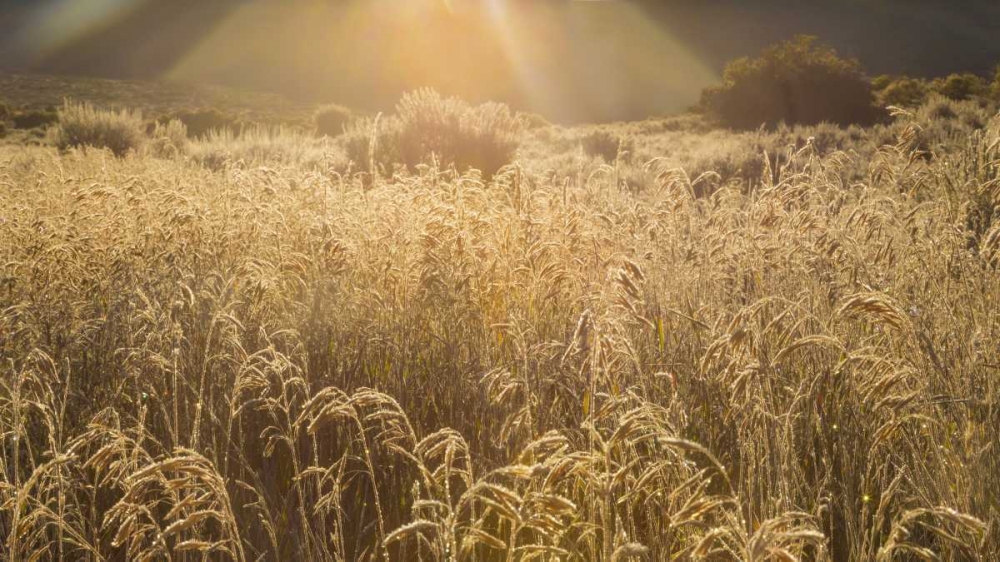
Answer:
[
  {"xmin": 10, "ymin": 0, "xmax": 149, "ymax": 61},
  {"xmin": 163, "ymin": 0, "xmax": 717, "ymax": 122}
]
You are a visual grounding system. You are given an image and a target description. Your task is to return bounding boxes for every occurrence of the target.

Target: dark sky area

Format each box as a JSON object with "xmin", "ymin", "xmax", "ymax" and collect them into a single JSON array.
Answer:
[{"xmin": 1, "ymin": 0, "xmax": 998, "ymax": 122}]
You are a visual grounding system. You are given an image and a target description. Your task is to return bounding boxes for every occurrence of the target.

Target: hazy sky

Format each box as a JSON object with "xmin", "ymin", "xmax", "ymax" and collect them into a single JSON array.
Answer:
[{"xmin": 1, "ymin": 0, "xmax": 998, "ymax": 122}]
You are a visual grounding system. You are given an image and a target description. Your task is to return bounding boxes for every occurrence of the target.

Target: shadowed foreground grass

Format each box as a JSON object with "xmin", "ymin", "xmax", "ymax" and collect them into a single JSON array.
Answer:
[{"xmin": 0, "ymin": 101, "xmax": 998, "ymax": 560}]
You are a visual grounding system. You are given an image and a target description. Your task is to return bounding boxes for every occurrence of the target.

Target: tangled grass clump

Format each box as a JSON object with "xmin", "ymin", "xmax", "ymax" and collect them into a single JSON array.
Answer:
[{"xmin": 0, "ymin": 96, "xmax": 997, "ymax": 561}]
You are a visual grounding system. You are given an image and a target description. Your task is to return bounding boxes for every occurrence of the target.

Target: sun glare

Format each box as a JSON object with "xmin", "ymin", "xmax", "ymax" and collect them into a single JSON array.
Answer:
[{"xmin": 162, "ymin": 0, "xmax": 716, "ymax": 122}]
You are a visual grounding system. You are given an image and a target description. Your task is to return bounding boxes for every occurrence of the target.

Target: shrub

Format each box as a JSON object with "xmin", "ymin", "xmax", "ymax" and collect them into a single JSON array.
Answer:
[
  {"xmin": 0, "ymin": 121, "xmax": 6, "ymax": 139},
  {"xmin": 648, "ymin": 113, "xmax": 711, "ymax": 134},
  {"xmin": 877, "ymin": 76, "xmax": 930, "ymax": 108},
  {"xmin": 924, "ymin": 96, "xmax": 959, "ymax": 120},
  {"xmin": 169, "ymin": 108, "xmax": 243, "ymax": 138},
  {"xmin": 519, "ymin": 111, "xmax": 552, "ymax": 130},
  {"xmin": 13, "ymin": 109, "xmax": 59, "ymax": 130},
  {"xmin": 580, "ymin": 129, "xmax": 634, "ymax": 162},
  {"xmin": 345, "ymin": 89, "xmax": 523, "ymax": 178},
  {"xmin": 148, "ymin": 118, "xmax": 189, "ymax": 158},
  {"xmin": 700, "ymin": 35, "xmax": 883, "ymax": 129},
  {"xmin": 341, "ymin": 116, "xmax": 399, "ymax": 175},
  {"xmin": 871, "ymin": 74, "xmax": 894, "ymax": 93},
  {"xmin": 396, "ymin": 89, "xmax": 523, "ymax": 176},
  {"xmin": 907, "ymin": 95, "xmax": 992, "ymax": 153},
  {"xmin": 0, "ymin": 102, "xmax": 12, "ymax": 121},
  {"xmin": 51, "ymin": 101, "xmax": 146, "ymax": 157},
  {"xmin": 933, "ymin": 73, "xmax": 988, "ymax": 101},
  {"xmin": 314, "ymin": 104, "xmax": 354, "ymax": 137}
]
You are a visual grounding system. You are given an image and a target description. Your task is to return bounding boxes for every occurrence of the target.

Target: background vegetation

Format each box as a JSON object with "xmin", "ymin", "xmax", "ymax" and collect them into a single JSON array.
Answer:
[{"xmin": 700, "ymin": 36, "xmax": 884, "ymax": 129}]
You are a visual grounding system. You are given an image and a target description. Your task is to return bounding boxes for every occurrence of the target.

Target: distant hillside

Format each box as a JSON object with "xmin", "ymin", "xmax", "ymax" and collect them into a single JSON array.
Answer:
[
  {"xmin": 638, "ymin": 0, "xmax": 1000, "ymax": 78},
  {"xmin": 0, "ymin": 73, "xmax": 316, "ymax": 128},
  {"xmin": 2, "ymin": 0, "xmax": 999, "ymax": 123}
]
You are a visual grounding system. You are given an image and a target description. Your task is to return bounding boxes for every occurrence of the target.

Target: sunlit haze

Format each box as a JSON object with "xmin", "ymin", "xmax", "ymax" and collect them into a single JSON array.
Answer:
[{"xmin": 3, "ymin": 0, "xmax": 1000, "ymax": 122}]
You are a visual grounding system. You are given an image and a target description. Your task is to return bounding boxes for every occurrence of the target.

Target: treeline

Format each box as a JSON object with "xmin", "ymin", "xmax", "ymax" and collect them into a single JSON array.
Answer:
[
  {"xmin": 699, "ymin": 35, "xmax": 1000, "ymax": 130},
  {"xmin": 873, "ymin": 72, "xmax": 1000, "ymax": 108}
]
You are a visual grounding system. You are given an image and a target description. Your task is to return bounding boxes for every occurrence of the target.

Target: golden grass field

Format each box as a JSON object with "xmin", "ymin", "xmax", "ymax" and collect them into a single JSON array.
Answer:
[{"xmin": 0, "ymin": 79, "xmax": 998, "ymax": 560}]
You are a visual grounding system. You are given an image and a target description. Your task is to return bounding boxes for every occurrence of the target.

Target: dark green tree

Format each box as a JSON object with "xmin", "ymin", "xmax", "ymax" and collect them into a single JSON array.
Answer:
[{"xmin": 700, "ymin": 35, "xmax": 884, "ymax": 129}]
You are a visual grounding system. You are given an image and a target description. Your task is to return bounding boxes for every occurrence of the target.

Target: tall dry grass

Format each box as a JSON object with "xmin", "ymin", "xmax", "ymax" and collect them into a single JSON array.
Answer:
[{"xmin": 0, "ymin": 100, "xmax": 997, "ymax": 560}]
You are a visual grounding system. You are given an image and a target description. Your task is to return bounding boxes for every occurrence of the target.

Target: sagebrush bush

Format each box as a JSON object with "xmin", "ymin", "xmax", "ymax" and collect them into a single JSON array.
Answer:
[
  {"xmin": 12, "ymin": 109, "xmax": 59, "ymax": 130},
  {"xmin": 875, "ymin": 76, "xmax": 930, "ymax": 107},
  {"xmin": 924, "ymin": 95, "xmax": 959, "ymax": 120},
  {"xmin": 313, "ymin": 103, "xmax": 354, "ymax": 137},
  {"xmin": 580, "ymin": 129, "xmax": 634, "ymax": 162},
  {"xmin": 875, "ymin": 73, "xmax": 995, "ymax": 108},
  {"xmin": 169, "ymin": 108, "xmax": 244, "ymax": 138},
  {"xmin": 519, "ymin": 111, "xmax": 552, "ymax": 129},
  {"xmin": 700, "ymin": 35, "xmax": 884, "ymax": 129},
  {"xmin": 903, "ymin": 95, "xmax": 993, "ymax": 157},
  {"xmin": 640, "ymin": 113, "xmax": 711, "ymax": 134},
  {"xmin": 148, "ymin": 118, "xmax": 189, "ymax": 158},
  {"xmin": 401, "ymin": 89, "xmax": 523, "ymax": 176},
  {"xmin": 871, "ymin": 74, "xmax": 893, "ymax": 93},
  {"xmin": 344, "ymin": 89, "xmax": 523, "ymax": 178},
  {"xmin": 0, "ymin": 102, "xmax": 11, "ymax": 121},
  {"xmin": 51, "ymin": 101, "xmax": 145, "ymax": 157},
  {"xmin": 341, "ymin": 116, "xmax": 397, "ymax": 175},
  {"xmin": 933, "ymin": 72, "xmax": 988, "ymax": 101}
]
